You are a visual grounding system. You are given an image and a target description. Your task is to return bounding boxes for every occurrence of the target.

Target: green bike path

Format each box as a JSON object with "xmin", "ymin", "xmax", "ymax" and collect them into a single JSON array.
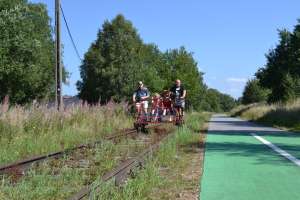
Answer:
[{"xmin": 199, "ymin": 115, "xmax": 300, "ymax": 200}]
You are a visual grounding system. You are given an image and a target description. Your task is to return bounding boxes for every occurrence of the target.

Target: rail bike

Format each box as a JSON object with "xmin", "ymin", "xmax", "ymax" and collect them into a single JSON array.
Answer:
[
  {"xmin": 173, "ymin": 96, "xmax": 185, "ymax": 126},
  {"xmin": 133, "ymin": 101, "xmax": 149, "ymax": 133},
  {"xmin": 133, "ymin": 93, "xmax": 184, "ymax": 132}
]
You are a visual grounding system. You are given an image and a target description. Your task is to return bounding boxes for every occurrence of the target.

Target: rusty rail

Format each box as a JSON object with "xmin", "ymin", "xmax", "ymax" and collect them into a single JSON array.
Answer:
[
  {"xmin": 0, "ymin": 124, "xmax": 163, "ymax": 176},
  {"xmin": 0, "ymin": 129, "xmax": 138, "ymax": 175},
  {"xmin": 68, "ymin": 129, "xmax": 172, "ymax": 200}
]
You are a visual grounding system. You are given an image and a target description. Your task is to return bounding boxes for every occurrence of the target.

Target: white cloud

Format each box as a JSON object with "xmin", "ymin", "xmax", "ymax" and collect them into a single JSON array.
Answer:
[
  {"xmin": 222, "ymin": 77, "xmax": 249, "ymax": 98},
  {"xmin": 226, "ymin": 77, "xmax": 247, "ymax": 83},
  {"xmin": 228, "ymin": 88, "xmax": 240, "ymax": 93}
]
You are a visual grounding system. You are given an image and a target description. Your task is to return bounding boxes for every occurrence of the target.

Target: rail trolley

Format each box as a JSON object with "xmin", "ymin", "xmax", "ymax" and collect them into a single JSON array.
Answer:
[{"xmin": 133, "ymin": 93, "xmax": 184, "ymax": 132}]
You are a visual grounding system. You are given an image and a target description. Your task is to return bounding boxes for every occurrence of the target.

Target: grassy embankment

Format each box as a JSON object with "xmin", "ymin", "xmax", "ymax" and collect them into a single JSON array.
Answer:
[
  {"xmin": 230, "ymin": 99, "xmax": 300, "ymax": 132},
  {"xmin": 0, "ymin": 103, "xmax": 209, "ymax": 199},
  {"xmin": 0, "ymin": 102, "xmax": 133, "ymax": 165},
  {"xmin": 0, "ymin": 102, "xmax": 175, "ymax": 199},
  {"xmin": 92, "ymin": 112, "xmax": 210, "ymax": 200}
]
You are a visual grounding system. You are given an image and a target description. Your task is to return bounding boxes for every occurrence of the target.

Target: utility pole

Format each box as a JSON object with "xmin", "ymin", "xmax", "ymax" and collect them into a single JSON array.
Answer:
[{"xmin": 55, "ymin": 0, "xmax": 63, "ymax": 111}]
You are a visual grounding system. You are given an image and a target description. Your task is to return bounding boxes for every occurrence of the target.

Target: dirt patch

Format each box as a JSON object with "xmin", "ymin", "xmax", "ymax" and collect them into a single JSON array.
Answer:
[
  {"xmin": 151, "ymin": 123, "xmax": 208, "ymax": 200},
  {"xmin": 175, "ymin": 142, "xmax": 204, "ymax": 200},
  {"xmin": 151, "ymin": 125, "xmax": 174, "ymax": 144}
]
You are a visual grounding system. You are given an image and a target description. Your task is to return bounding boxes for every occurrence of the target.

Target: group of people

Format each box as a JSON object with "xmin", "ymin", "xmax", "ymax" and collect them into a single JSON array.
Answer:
[{"xmin": 132, "ymin": 79, "xmax": 186, "ymax": 122}]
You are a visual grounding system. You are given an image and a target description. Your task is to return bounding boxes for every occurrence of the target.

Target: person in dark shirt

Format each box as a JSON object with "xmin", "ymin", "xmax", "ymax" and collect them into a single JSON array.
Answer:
[
  {"xmin": 133, "ymin": 81, "xmax": 150, "ymax": 119},
  {"xmin": 170, "ymin": 79, "xmax": 187, "ymax": 118}
]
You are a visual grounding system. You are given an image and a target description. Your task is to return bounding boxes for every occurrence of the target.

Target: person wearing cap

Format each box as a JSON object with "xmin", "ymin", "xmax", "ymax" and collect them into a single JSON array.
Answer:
[
  {"xmin": 133, "ymin": 81, "xmax": 150, "ymax": 120},
  {"xmin": 170, "ymin": 79, "xmax": 186, "ymax": 118}
]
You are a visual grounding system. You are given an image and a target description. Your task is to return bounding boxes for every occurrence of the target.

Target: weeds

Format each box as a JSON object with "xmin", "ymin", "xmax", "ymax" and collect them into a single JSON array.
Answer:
[
  {"xmin": 90, "ymin": 112, "xmax": 209, "ymax": 200},
  {"xmin": 185, "ymin": 112, "xmax": 209, "ymax": 132},
  {"xmin": 0, "ymin": 102, "xmax": 133, "ymax": 164},
  {"xmin": 231, "ymin": 100, "xmax": 300, "ymax": 131},
  {"xmin": 0, "ymin": 135, "xmax": 150, "ymax": 200},
  {"xmin": 0, "ymin": 104, "xmax": 209, "ymax": 200}
]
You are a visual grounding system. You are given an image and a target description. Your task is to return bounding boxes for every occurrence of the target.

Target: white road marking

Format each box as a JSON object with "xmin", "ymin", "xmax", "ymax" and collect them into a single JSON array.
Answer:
[{"xmin": 251, "ymin": 133, "xmax": 300, "ymax": 167}]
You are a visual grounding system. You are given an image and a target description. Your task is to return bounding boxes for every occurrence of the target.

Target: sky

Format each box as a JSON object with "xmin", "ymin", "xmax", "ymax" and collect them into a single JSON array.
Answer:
[{"xmin": 31, "ymin": 0, "xmax": 300, "ymax": 99}]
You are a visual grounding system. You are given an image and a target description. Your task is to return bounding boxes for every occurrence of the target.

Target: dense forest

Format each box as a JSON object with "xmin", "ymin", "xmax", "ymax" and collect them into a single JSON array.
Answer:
[
  {"xmin": 241, "ymin": 20, "xmax": 300, "ymax": 104},
  {"xmin": 0, "ymin": 1, "xmax": 236, "ymax": 112}
]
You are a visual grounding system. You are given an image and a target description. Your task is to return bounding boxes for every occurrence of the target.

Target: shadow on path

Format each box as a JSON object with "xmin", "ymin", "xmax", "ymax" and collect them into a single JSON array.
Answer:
[
  {"xmin": 207, "ymin": 130, "xmax": 300, "ymax": 138},
  {"xmin": 205, "ymin": 139, "xmax": 300, "ymax": 166}
]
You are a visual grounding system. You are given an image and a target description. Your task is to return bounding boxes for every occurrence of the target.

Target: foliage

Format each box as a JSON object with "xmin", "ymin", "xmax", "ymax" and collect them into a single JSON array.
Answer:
[
  {"xmin": 77, "ymin": 15, "xmax": 157, "ymax": 103},
  {"xmin": 0, "ymin": 102, "xmax": 132, "ymax": 164},
  {"xmin": 255, "ymin": 20, "xmax": 300, "ymax": 103},
  {"xmin": 241, "ymin": 79, "xmax": 270, "ymax": 104},
  {"xmin": 1, "ymin": 4, "xmax": 235, "ymax": 111},
  {"xmin": 161, "ymin": 47, "xmax": 206, "ymax": 110},
  {"xmin": 77, "ymin": 14, "xmax": 232, "ymax": 111},
  {"xmin": 201, "ymin": 88, "xmax": 236, "ymax": 112},
  {"xmin": 0, "ymin": 0, "xmax": 60, "ymax": 104}
]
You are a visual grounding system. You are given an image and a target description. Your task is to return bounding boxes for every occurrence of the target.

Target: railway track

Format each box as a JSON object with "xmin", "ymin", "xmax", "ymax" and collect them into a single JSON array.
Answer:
[
  {"xmin": 0, "ymin": 126, "xmax": 160, "ymax": 176},
  {"xmin": 68, "ymin": 127, "xmax": 173, "ymax": 200}
]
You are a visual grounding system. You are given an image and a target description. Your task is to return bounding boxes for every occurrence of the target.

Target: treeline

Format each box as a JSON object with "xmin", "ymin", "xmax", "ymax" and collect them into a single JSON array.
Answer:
[
  {"xmin": 0, "ymin": 0, "xmax": 58, "ymax": 104},
  {"xmin": 242, "ymin": 20, "xmax": 300, "ymax": 104},
  {"xmin": 78, "ymin": 14, "xmax": 236, "ymax": 111},
  {"xmin": 0, "ymin": 1, "xmax": 236, "ymax": 112}
]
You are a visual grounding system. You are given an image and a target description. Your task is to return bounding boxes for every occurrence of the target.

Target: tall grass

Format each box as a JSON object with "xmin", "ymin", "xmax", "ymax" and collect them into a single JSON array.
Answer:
[
  {"xmin": 231, "ymin": 99, "xmax": 300, "ymax": 131},
  {"xmin": 184, "ymin": 111, "xmax": 209, "ymax": 132},
  {"xmin": 90, "ymin": 112, "xmax": 209, "ymax": 200},
  {"xmin": 0, "ymin": 137, "xmax": 148, "ymax": 200},
  {"xmin": 0, "ymin": 101, "xmax": 133, "ymax": 164}
]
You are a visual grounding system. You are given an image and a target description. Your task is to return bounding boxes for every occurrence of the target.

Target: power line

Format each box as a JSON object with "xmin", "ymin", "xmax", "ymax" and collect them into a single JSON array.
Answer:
[{"xmin": 60, "ymin": 4, "xmax": 83, "ymax": 62}]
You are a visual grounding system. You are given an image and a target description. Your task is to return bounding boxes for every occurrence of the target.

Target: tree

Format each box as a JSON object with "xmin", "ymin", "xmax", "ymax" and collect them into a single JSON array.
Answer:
[
  {"xmin": 137, "ymin": 44, "xmax": 166, "ymax": 94},
  {"xmin": 77, "ymin": 14, "xmax": 235, "ymax": 111},
  {"xmin": 256, "ymin": 20, "xmax": 300, "ymax": 103},
  {"xmin": 0, "ymin": 0, "xmax": 58, "ymax": 104},
  {"xmin": 279, "ymin": 73, "xmax": 300, "ymax": 102},
  {"xmin": 202, "ymin": 88, "xmax": 236, "ymax": 112},
  {"xmin": 241, "ymin": 79, "xmax": 270, "ymax": 104},
  {"xmin": 77, "ymin": 15, "xmax": 207, "ymax": 108},
  {"xmin": 219, "ymin": 93, "xmax": 237, "ymax": 111},
  {"xmin": 162, "ymin": 47, "xmax": 206, "ymax": 110},
  {"xmin": 77, "ymin": 14, "xmax": 161, "ymax": 103},
  {"xmin": 204, "ymin": 89, "xmax": 222, "ymax": 112},
  {"xmin": 0, "ymin": 0, "xmax": 25, "ymax": 10}
]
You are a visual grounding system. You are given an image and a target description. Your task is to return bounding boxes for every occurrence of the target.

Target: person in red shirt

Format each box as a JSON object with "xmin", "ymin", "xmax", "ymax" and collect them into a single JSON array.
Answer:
[
  {"xmin": 151, "ymin": 93, "xmax": 163, "ymax": 122},
  {"xmin": 161, "ymin": 90, "xmax": 173, "ymax": 122}
]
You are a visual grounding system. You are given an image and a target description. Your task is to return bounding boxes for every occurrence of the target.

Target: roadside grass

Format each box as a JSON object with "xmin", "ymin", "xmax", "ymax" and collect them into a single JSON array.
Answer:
[
  {"xmin": 231, "ymin": 100, "xmax": 300, "ymax": 131},
  {"xmin": 91, "ymin": 112, "xmax": 209, "ymax": 200},
  {"xmin": 0, "ymin": 102, "xmax": 133, "ymax": 164}
]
